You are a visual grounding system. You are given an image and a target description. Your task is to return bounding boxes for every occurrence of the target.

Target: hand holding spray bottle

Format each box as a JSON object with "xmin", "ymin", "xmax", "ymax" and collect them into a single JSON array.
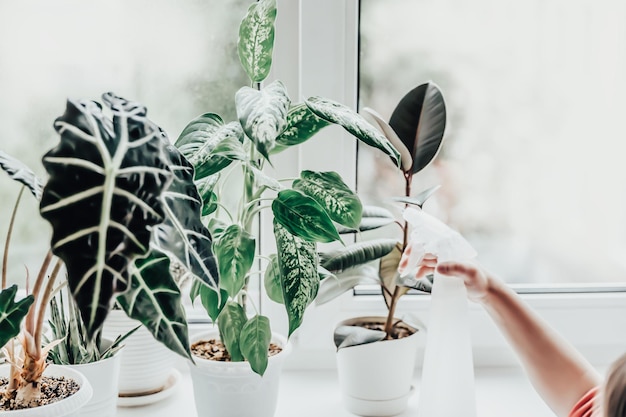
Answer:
[{"xmin": 399, "ymin": 207, "xmax": 478, "ymax": 417}]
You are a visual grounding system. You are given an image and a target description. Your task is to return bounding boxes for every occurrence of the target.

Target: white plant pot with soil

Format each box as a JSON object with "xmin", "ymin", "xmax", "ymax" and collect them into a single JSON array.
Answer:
[
  {"xmin": 64, "ymin": 339, "xmax": 122, "ymax": 417},
  {"xmin": 336, "ymin": 316, "xmax": 422, "ymax": 417},
  {"xmin": 0, "ymin": 364, "xmax": 92, "ymax": 417},
  {"xmin": 188, "ymin": 329, "xmax": 291, "ymax": 417},
  {"xmin": 101, "ymin": 310, "xmax": 176, "ymax": 396}
]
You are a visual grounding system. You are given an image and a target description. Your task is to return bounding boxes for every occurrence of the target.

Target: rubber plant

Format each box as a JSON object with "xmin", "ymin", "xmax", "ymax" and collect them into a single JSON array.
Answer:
[
  {"xmin": 176, "ymin": 0, "xmax": 400, "ymax": 376},
  {"xmin": 314, "ymin": 82, "xmax": 449, "ymax": 349}
]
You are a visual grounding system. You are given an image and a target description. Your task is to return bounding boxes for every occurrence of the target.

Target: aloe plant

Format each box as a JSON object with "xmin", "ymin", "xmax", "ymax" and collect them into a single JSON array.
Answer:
[
  {"xmin": 319, "ymin": 82, "xmax": 448, "ymax": 349},
  {"xmin": 178, "ymin": 0, "xmax": 400, "ymax": 376}
]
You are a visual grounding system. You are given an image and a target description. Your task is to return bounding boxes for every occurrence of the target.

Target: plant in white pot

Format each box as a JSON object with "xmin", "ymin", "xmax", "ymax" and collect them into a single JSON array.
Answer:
[
  {"xmin": 313, "ymin": 82, "xmax": 448, "ymax": 416},
  {"xmin": 173, "ymin": 0, "xmax": 401, "ymax": 416},
  {"xmin": 0, "ymin": 177, "xmax": 93, "ymax": 416}
]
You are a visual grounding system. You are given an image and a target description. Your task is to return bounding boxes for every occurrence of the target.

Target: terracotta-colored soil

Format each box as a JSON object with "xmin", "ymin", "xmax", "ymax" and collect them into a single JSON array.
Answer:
[
  {"xmin": 0, "ymin": 376, "xmax": 79, "ymax": 411},
  {"xmin": 191, "ymin": 339, "xmax": 282, "ymax": 362}
]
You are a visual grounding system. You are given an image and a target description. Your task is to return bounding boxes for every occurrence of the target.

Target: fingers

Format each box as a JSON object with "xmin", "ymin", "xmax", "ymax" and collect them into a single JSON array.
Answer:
[{"xmin": 436, "ymin": 261, "xmax": 478, "ymax": 280}]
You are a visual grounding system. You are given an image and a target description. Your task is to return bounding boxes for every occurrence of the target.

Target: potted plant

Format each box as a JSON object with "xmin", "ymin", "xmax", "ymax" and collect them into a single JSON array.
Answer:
[
  {"xmin": 172, "ymin": 0, "xmax": 401, "ymax": 416},
  {"xmin": 0, "ymin": 173, "xmax": 93, "ymax": 416},
  {"xmin": 312, "ymin": 82, "xmax": 448, "ymax": 416}
]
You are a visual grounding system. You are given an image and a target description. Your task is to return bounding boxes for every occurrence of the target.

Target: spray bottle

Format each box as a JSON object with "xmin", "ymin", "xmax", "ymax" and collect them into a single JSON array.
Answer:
[{"xmin": 400, "ymin": 207, "xmax": 478, "ymax": 417}]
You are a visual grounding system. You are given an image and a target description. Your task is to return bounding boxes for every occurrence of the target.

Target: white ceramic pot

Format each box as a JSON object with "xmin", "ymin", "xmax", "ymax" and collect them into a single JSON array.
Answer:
[
  {"xmin": 101, "ymin": 310, "xmax": 176, "ymax": 395},
  {"xmin": 188, "ymin": 329, "xmax": 291, "ymax": 417},
  {"xmin": 0, "ymin": 364, "xmax": 92, "ymax": 417},
  {"xmin": 65, "ymin": 339, "xmax": 121, "ymax": 417},
  {"xmin": 336, "ymin": 316, "xmax": 422, "ymax": 417}
]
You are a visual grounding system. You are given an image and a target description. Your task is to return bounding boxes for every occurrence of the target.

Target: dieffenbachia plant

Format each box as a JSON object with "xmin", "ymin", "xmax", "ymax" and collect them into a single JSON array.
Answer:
[
  {"xmin": 319, "ymin": 82, "xmax": 448, "ymax": 350},
  {"xmin": 176, "ymin": 0, "xmax": 401, "ymax": 375},
  {"xmin": 36, "ymin": 93, "xmax": 219, "ymax": 360}
]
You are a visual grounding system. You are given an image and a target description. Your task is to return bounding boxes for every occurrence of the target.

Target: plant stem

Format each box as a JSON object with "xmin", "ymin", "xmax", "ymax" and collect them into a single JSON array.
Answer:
[
  {"xmin": 2, "ymin": 187, "xmax": 25, "ymax": 290},
  {"xmin": 384, "ymin": 286, "xmax": 401, "ymax": 338},
  {"xmin": 402, "ymin": 171, "xmax": 412, "ymax": 250},
  {"xmin": 26, "ymin": 251, "xmax": 53, "ymax": 335},
  {"xmin": 34, "ymin": 258, "xmax": 63, "ymax": 355}
]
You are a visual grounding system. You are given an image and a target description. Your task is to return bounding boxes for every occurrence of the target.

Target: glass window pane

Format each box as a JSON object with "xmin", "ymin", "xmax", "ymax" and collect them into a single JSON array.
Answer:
[
  {"xmin": 0, "ymin": 0, "xmax": 250, "ymax": 284},
  {"xmin": 358, "ymin": 0, "xmax": 626, "ymax": 286}
]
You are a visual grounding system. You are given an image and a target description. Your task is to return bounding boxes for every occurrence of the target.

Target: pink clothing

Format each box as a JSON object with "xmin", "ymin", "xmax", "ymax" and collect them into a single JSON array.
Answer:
[{"xmin": 568, "ymin": 387, "xmax": 600, "ymax": 417}]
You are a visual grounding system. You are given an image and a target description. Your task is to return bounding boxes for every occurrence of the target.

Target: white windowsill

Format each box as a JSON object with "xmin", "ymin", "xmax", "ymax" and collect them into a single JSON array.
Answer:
[{"xmin": 116, "ymin": 366, "xmax": 556, "ymax": 417}]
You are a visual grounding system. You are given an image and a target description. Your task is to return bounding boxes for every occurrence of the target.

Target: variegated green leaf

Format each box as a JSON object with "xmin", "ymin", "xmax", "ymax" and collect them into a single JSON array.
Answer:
[
  {"xmin": 196, "ymin": 175, "xmax": 219, "ymax": 216},
  {"xmin": 248, "ymin": 165, "xmax": 283, "ymax": 192},
  {"xmin": 240, "ymin": 315, "xmax": 271, "ymax": 376},
  {"xmin": 335, "ymin": 205, "xmax": 395, "ymax": 234},
  {"xmin": 272, "ymin": 189, "xmax": 340, "ymax": 243},
  {"xmin": 40, "ymin": 93, "xmax": 173, "ymax": 338},
  {"xmin": 175, "ymin": 113, "xmax": 245, "ymax": 180},
  {"xmin": 316, "ymin": 265, "xmax": 379, "ymax": 306},
  {"xmin": 389, "ymin": 82, "xmax": 446, "ymax": 174},
  {"xmin": 379, "ymin": 243, "xmax": 409, "ymax": 309},
  {"xmin": 320, "ymin": 238, "xmax": 397, "ymax": 273},
  {"xmin": 0, "ymin": 151, "xmax": 44, "ymax": 200},
  {"xmin": 153, "ymin": 145, "xmax": 220, "ymax": 293},
  {"xmin": 213, "ymin": 224, "xmax": 256, "ymax": 297},
  {"xmin": 217, "ymin": 301, "xmax": 247, "ymax": 362},
  {"xmin": 236, "ymin": 80, "xmax": 290, "ymax": 160},
  {"xmin": 274, "ymin": 220, "xmax": 319, "ymax": 336},
  {"xmin": 237, "ymin": 0, "xmax": 277, "ymax": 83},
  {"xmin": 293, "ymin": 170, "xmax": 362, "ymax": 229},
  {"xmin": 197, "ymin": 283, "xmax": 228, "ymax": 323},
  {"xmin": 207, "ymin": 218, "xmax": 229, "ymax": 239},
  {"xmin": 334, "ymin": 325, "xmax": 386, "ymax": 350},
  {"xmin": 264, "ymin": 254, "xmax": 283, "ymax": 304},
  {"xmin": 0, "ymin": 285, "xmax": 34, "ymax": 349},
  {"xmin": 272, "ymin": 104, "xmax": 330, "ymax": 153},
  {"xmin": 391, "ymin": 184, "xmax": 441, "ymax": 208},
  {"xmin": 117, "ymin": 251, "xmax": 191, "ymax": 359},
  {"xmin": 305, "ymin": 96, "xmax": 401, "ymax": 167}
]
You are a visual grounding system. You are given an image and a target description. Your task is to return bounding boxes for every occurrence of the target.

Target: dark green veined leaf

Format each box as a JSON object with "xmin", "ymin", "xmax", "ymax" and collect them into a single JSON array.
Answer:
[
  {"xmin": 240, "ymin": 315, "xmax": 271, "ymax": 376},
  {"xmin": 213, "ymin": 224, "xmax": 256, "ymax": 297},
  {"xmin": 389, "ymin": 82, "xmax": 446, "ymax": 174},
  {"xmin": 335, "ymin": 205, "xmax": 395, "ymax": 234},
  {"xmin": 116, "ymin": 251, "xmax": 191, "ymax": 359},
  {"xmin": 316, "ymin": 265, "xmax": 379, "ymax": 306},
  {"xmin": 272, "ymin": 189, "xmax": 341, "ymax": 243},
  {"xmin": 237, "ymin": 0, "xmax": 277, "ymax": 83},
  {"xmin": 272, "ymin": 104, "xmax": 330, "ymax": 153},
  {"xmin": 274, "ymin": 220, "xmax": 319, "ymax": 336},
  {"xmin": 334, "ymin": 325, "xmax": 386, "ymax": 350},
  {"xmin": 40, "ymin": 93, "xmax": 173, "ymax": 339},
  {"xmin": 236, "ymin": 80, "xmax": 290, "ymax": 160},
  {"xmin": 196, "ymin": 175, "xmax": 219, "ymax": 216},
  {"xmin": 175, "ymin": 113, "xmax": 245, "ymax": 180},
  {"xmin": 0, "ymin": 285, "xmax": 34, "ymax": 348},
  {"xmin": 391, "ymin": 184, "xmax": 441, "ymax": 208},
  {"xmin": 361, "ymin": 107, "xmax": 413, "ymax": 172},
  {"xmin": 320, "ymin": 238, "xmax": 397, "ymax": 273},
  {"xmin": 379, "ymin": 244, "xmax": 409, "ymax": 309},
  {"xmin": 305, "ymin": 96, "xmax": 400, "ymax": 167},
  {"xmin": 293, "ymin": 170, "xmax": 362, "ymax": 229},
  {"xmin": 264, "ymin": 254, "xmax": 284, "ymax": 304},
  {"xmin": 217, "ymin": 301, "xmax": 247, "ymax": 362},
  {"xmin": 152, "ymin": 145, "xmax": 219, "ymax": 292},
  {"xmin": 0, "ymin": 151, "xmax": 44, "ymax": 200}
]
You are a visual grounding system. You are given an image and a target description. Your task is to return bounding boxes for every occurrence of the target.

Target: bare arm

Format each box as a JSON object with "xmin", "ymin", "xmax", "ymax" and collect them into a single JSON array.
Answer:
[{"xmin": 437, "ymin": 261, "xmax": 602, "ymax": 417}]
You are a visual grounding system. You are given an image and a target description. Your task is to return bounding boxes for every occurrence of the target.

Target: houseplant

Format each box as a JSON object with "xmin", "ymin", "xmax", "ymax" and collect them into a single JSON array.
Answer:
[
  {"xmin": 173, "ymin": 0, "xmax": 401, "ymax": 415},
  {"xmin": 313, "ymin": 82, "xmax": 448, "ymax": 416},
  {"xmin": 0, "ymin": 172, "xmax": 93, "ymax": 415}
]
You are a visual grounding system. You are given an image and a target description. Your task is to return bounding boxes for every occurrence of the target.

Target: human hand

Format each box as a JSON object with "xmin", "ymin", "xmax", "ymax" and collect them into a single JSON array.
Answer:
[{"xmin": 436, "ymin": 261, "xmax": 492, "ymax": 303}]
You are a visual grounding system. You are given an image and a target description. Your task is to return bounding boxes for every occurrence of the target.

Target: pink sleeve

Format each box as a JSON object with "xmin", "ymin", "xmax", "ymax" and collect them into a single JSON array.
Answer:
[{"xmin": 568, "ymin": 387, "xmax": 600, "ymax": 417}]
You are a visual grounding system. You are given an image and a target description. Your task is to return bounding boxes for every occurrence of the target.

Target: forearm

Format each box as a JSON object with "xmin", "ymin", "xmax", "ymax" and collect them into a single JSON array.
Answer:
[{"xmin": 482, "ymin": 280, "xmax": 601, "ymax": 417}]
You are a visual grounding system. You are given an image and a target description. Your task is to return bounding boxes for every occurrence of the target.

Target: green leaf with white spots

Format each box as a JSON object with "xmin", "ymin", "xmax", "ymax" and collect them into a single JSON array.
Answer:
[
  {"xmin": 213, "ymin": 224, "xmax": 256, "ymax": 297},
  {"xmin": 293, "ymin": 170, "xmax": 362, "ymax": 229},
  {"xmin": 274, "ymin": 220, "xmax": 319, "ymax": 336},
  {"xmin": 237, "ymin": 0, "xmax": 277, "ymax": 83},
  {"xmin": 240, "ymin": 315, "xmax": 271, "ymax": 376},
  {"xmin": 217, "ymin": 301, "xmax": 247, "ymax": 362},
  {"xmin": 264, "ymin": 254, "xmax": 284, "ymax": 304},
  {"xmin": 305, "ymin": 96, "xmax": 401, "ymax": 167},
  {"xmin": 0, "ymin": 285, "xmax": 34, "ymax": 349},
  {"xmin": 272, "ymin": 104, "xmax": 331, "ymax": 154},
  {"xmin": 117, "ymin": 251, "xmax": 191, "ymax": 360},
  {"xmin": 272, "ymin": 189, "xmax": 341, "ymax": 243},
  {"xmin": 236, "ymin": 80, "xmax": 290, "ymax": 160}
]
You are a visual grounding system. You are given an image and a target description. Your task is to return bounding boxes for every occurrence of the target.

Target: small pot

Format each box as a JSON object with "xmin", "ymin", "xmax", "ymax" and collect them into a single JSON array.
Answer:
[
  {"xmin": 0, "ymin": 364, "xmax": 93, "ymax": 417},
  {"xmin": 336, "ymin": 316, "xmax": 422, "ymax": 417},
  {"xmin": 188, "ymin": 329, "xmax": 291, "ymax": 417},
  {"xmin": 101, "ymin": 310, "xmax": 176, "ymax": 395},
  {"xmin": 64, "ymin": 338, "xmax": 121, "ymax": 417}
]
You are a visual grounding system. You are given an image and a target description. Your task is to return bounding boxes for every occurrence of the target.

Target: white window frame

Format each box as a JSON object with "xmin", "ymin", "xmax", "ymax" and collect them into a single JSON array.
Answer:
[{"xmin": 257, "ymin": 0, "xmax": 626, "ymax": 370}]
